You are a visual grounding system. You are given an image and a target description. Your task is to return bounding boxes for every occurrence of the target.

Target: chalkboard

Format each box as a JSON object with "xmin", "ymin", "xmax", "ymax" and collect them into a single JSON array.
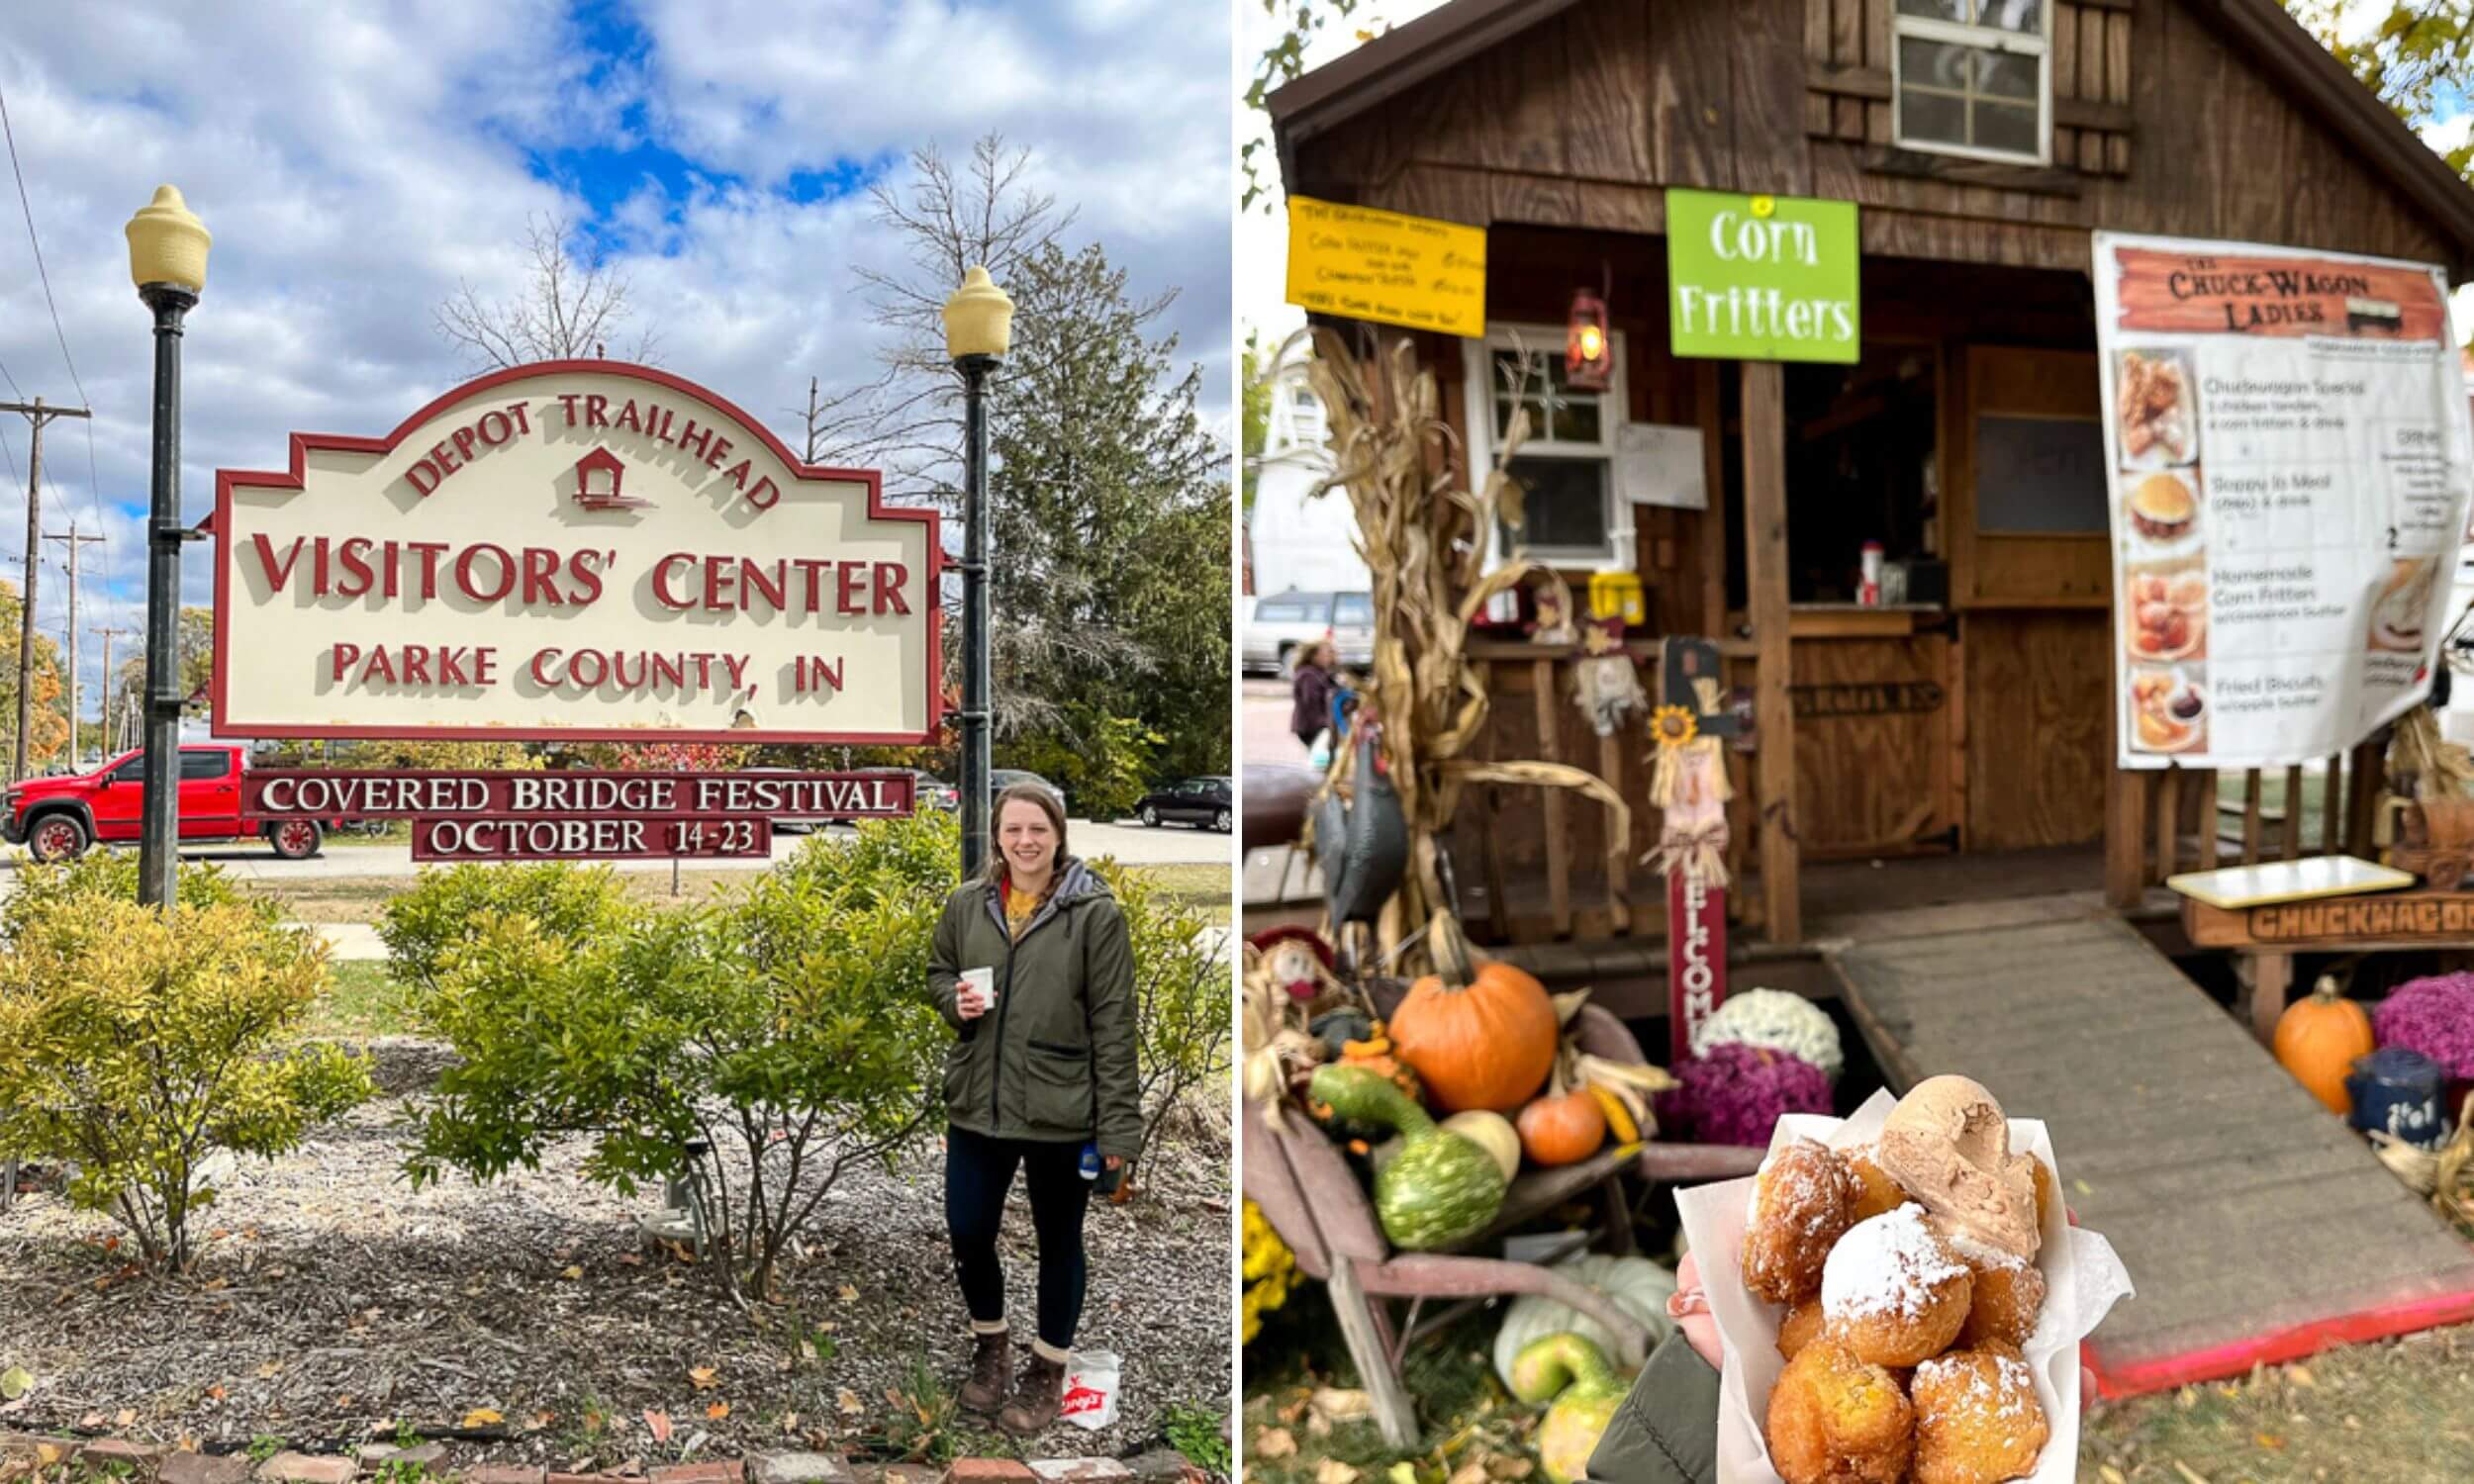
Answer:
[{"xmin": 1976, "ymin": 415, "xmax": 2108, "ymax": 533}]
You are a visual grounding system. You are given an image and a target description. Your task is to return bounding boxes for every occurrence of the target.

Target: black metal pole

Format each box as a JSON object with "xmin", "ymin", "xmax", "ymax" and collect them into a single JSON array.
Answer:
[
  {"xmin": 956, "ymin": 353, "xmax": 996, "ymax": 881},
  {"xmin": 137, "ymin": 284, "xmax": 194, "ymax": 910}
]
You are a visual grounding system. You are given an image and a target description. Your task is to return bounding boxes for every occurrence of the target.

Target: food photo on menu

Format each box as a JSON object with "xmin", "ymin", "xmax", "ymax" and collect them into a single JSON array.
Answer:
[
  {"xmin": 2368, "ymin": 555, "xmax": 2438, "ymax": 654},
  {"xmin": 2123, "ymin": 469, "xmax": 2201, "ymax": 546},
  {"xmin": 2124, "ymin": 560, "xmax": 2208, "ymax": 664},
  {"xmin": 2115, "ymin": 347, "xmax": 2197, "ymax": 467}
]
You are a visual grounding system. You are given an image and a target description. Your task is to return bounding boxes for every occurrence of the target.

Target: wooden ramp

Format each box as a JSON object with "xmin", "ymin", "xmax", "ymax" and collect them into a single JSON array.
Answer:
[{"xmin": 1830, "ymin": 911, "xmax": 2474, "ymax": 1397}]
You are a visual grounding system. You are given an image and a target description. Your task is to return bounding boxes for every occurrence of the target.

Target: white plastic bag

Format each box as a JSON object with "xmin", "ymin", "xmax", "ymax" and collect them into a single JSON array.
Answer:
[{"xmin": 1059, "ymin": 1348, "xmax": 1121, "ymax": 1431}]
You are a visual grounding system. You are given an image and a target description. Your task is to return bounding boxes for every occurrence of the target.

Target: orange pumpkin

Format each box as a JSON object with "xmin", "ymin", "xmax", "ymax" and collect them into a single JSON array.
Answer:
[
  {"xmin": 2273, "ymin": 975, "xmax": 2373, "ymax": 1115},
  {"xmin": 1391, "ymin": 921, "xmax": 1560, "ymax": 1114},
  {"xmin": 1517, "ymin": 1086, "xmax": 1607, "ymax": 1166}
]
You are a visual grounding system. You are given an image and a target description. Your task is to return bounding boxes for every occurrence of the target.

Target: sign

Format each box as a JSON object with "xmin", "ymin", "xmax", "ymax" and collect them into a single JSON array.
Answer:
[
  {"xmin": 1614, "ymin": 423, "xmax": 1707, "ymax": 510},
  {"xmin": 1285, "ymin": 196, "xmax": 1485, "ymax": 337},
  {"xmin": 411, "ymin": 814, "xmax": 772, "ymax": 863},
  {"xmin": 2092, "ymin": 232, "xmax": 2474, "ymax": 769},
  {"xmin": 1666, "ymin": 872, "xmax": 1727, "ymax": 1067},
  {"xmin": 2185, "ymin": 892, "xmax": 2474, "ymax": 948},
  {"xmin": 1665, "ymin": 189, "xmax": 1859, "ymax": 363},
  {"xmin": 212, "ymin": 362, "xmax": 940, "ymax": 745},
  {"xmin": 1789, "ymin": 682, "xmax": 1947, "ymax": 720},
  {"xmin": 241, "ymin": 768, "xmax": 913, "ymax": 820}
]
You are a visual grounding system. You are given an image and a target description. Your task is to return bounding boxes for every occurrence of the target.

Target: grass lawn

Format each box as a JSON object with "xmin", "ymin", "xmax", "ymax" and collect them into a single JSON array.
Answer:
[
  {"xmin": 2083, "ymin": 1325, "xmax": 2474, "ymax": 1481},
  {"xmin": 303, "ymin": 958, "xmax": 413, "ymax": 1039}
]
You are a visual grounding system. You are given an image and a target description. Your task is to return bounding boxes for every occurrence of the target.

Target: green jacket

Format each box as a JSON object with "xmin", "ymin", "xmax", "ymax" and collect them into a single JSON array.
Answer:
[{"xmin": 928, "ymin": 858, "xmax": 1144, "ymax": 1159}]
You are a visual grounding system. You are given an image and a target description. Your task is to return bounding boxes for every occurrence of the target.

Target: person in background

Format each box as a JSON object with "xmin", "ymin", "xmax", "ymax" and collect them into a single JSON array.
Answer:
[
  {"xmin": 1290, "ymin": 638, "xmax": 1338, "ymax": 758},
  {"xmin": 927, "ymin": 783, "xmax": 1141, "ymax": 1436}
]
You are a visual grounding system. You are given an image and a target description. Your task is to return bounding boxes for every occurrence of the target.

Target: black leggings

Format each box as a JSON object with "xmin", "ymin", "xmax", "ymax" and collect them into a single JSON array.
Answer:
[{"xmin": 944, "ymin": 1125, "xmax": 1091, "ymax": 1350}]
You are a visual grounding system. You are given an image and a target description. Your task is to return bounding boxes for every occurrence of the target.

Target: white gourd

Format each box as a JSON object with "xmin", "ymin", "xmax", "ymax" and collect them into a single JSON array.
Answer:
[
  {"xmin": 1490, "ymin": 1253, "xmax": 1677, "ymax": 1387},
  {"xmin": 1443, "ymin": 1111, "xmax": 1521, "ymax": 1180},
  {"xmin": 1690, "ymin": 987, "xmax": 1844, "ymax": 1083}
]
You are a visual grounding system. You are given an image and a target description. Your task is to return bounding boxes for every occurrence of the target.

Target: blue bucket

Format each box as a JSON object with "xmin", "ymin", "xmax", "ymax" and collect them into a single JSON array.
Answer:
[{"xmin": 2347, "ymin": 1046, "xmax": 2446, "ymax": 1150}]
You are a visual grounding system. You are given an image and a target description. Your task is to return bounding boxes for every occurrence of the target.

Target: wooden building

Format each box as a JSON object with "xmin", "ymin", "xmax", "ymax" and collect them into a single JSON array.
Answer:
[{"xmin": 1268, "ymin": 0, "xmax": 2474, "ymax": 953}]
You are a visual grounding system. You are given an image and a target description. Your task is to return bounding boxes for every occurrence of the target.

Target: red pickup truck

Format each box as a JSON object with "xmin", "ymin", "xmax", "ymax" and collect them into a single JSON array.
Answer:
[{"xmin": 4, "ymin": 743, "xmax": 332, "ymax": 864}]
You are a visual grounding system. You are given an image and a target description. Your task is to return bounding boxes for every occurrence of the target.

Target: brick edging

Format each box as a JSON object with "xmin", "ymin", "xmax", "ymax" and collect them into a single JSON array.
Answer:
[{"xmin": 0, "ymin": 1437, "xmax": 1188, "ymax": 1484}]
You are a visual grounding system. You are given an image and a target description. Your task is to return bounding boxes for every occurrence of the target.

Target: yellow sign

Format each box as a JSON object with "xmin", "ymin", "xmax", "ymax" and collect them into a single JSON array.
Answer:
[{"xmin": 1285, "ymin": 196, "xmax": 1486, "ymax": 337}]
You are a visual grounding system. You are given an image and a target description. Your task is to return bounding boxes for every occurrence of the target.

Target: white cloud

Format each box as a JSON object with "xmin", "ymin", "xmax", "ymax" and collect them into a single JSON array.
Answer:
[{"xmin": 0, "ymin": 0, "xmax": 1231, "ymax": 739}]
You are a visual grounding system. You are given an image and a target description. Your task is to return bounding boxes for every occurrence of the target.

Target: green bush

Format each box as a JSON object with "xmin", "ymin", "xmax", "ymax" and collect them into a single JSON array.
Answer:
[
  {"xmin": 403, "ymin": 814, "xmax": 954, "ymax": 1303},
  {"xmin": 377, "ymin": 861, "xmax": 631, "ymax": 992},
  {"xmin": 1, "ymin": 853, "xmax": 274, "ymax": 947},
  {"xmin": 0, "ymin": 893, "xmax": 373, "ymax": 1271},
  {"xmin": 1093, "ymin": 860, "xmax": 1232, "ymax": 1158}
]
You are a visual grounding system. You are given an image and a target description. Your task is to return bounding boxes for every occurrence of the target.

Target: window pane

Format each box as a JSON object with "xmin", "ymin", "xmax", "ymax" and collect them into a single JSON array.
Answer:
[
  {"xmin": 1900, "ymin": 87, "xmax": 1966, "ymax": 146},
  {"xmin": 1973, "ymin": 99, "xmax": 2040, "ymax": 155},
  {"xmin": 1331, "ymin": 594, "xmax": 1374, "ymax": 624},
  {"xmin": 1978, "ymin": 49, "xmax": 2038, "ymax": 99},
  {"xmin": 1553, "ymin": 392, "xmax": 1602, "ymax": 444},
  {"xmin": 1978, "ymin": 0, "xmax": 2043, "ymax": 33},
  {"xmin": 1899, "ymin": 36, "xmax": 1971, "ymax": 92},
  {"xmin": 1499, "ymin": 457, "xmax": 1610, "ymax": 552},
  {"xmin": 1257, "ymin": 601, "xmax": 1310, "ymax": 621},
  {"xmin": 112, "ymin": 758, "xmax": 143, "ymax": 782},
  {"xmin": 1895, "ymin": 0, "xmax": 1969, "ymax": 19},
  {"xmin": 180, "ymin": 751, "xmax": 232, "ymax": 781}
]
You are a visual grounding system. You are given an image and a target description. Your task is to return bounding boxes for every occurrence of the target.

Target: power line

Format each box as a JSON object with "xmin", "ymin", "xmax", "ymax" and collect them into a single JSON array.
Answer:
[{"xmin": 0, "ymin": 82, "xmax": 120, "ymax": 658}]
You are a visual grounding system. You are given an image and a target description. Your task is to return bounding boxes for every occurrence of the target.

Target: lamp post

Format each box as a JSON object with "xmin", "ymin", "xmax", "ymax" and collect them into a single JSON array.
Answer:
[
  {"xmin": 125, "ymin": 185, "xmax": 209, "ymax": 910},
  {"xmin": 941, "ymin": 265, "xmax": 1012, "ymax": 881}
]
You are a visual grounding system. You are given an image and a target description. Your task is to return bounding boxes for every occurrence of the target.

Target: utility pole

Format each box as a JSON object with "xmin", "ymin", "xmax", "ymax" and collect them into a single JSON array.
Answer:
[
  {"xmin": 1, "ymin": 398, "xmax": 90, "ymax": 779},
  {"xmin": 47, "ymin": 523, "xmax": 104, "ymax": 766},
  {"xmin": 91, "ymin": 624, "xmax": 134, "ymax": 756}
]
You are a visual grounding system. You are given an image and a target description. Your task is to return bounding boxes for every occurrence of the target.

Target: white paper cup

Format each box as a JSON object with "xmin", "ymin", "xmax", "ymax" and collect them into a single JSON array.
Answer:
[{"xmin": 962, "ymin": 967, "xmax": 996, "ymax": 1010}]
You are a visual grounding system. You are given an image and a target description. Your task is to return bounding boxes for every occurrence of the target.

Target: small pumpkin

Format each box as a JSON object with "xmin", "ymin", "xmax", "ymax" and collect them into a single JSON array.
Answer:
[
  {"xmin": 2275, "ymin": 974, "xmax": 2374, "ymax": 1115},
  {"xmin": 1443, "ymin": 1110, "xmax": 1522, "ymax": 1180},
  {"xmin": 1309, "ymin": 1009, "xmax": 1377, "ymax": 1056},
  {"xmin": 1518, "ymin": 1046, "xmax": 1608, "ymax": 1166},
  {"xmin": 1490, "ymin": 1254, "xmax": 1675, "ymax": 1389},
  {"xmin": 1309, "ymin": 1064, "xmax": 1507, "ymax": 1251},
  {"xmin": 1509, "ymin": 1332, "xmax": 1635, "ymax": 1484},
  {"xmin": 1389, "ymin": 912, "xmax": 1560, "ymax": 1114}
]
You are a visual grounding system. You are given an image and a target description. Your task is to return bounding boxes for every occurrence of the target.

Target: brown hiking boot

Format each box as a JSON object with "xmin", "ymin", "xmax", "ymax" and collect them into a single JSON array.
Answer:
[
  {"xmin": 958, "ymin": 1330, "xmax": 1011, "ymax": 1414},
  {"xmin": 997, "ymin": 1351, "xmax": 1067, "ymax": 1436}
]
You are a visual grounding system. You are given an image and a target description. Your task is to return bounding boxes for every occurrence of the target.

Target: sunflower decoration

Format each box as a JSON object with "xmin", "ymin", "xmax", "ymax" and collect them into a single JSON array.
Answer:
[{"xmin": 1651, "ymin": 703, "xmax": 1699, "ymax": 750}]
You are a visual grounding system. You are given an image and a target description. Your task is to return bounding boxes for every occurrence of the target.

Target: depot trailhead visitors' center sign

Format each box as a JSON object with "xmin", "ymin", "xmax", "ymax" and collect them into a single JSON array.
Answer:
[{"xmin": 212, "ymin": 361, "xmax": 940, "ymax": 744}]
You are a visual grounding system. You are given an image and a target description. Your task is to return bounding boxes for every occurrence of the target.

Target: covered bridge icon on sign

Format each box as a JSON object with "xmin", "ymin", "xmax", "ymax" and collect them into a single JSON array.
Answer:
[{"xmin": 571, "ymin": 446, "xmax": 647, "ymax": 510}]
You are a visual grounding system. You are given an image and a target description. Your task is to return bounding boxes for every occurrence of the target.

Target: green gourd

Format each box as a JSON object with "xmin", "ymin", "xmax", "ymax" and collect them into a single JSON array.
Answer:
[
  {"xmin": 1510, "ymin": 1332, "xmax": 1635, "ymax": 1484},
  {"xmin": 1308, "ymin": 1064, "xmax": 1507, "ymax": 1251}
]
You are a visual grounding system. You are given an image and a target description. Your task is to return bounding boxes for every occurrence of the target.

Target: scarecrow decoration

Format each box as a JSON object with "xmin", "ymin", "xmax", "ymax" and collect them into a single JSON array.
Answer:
[
  {"xmin": 1572, "ymin": 614, "xmax": 1648, "ymax": 738},
  {"xmin": 1528, "ymin": 578, "xmax": 1578, "ymax": 645},
  {"xmin": 1647, "ymin": 635, "xmax": 1740, "ymax": 1063},
  {"xmin": 1248, "ymin": 925, "xmax": 1348, "ymax": 1010}
]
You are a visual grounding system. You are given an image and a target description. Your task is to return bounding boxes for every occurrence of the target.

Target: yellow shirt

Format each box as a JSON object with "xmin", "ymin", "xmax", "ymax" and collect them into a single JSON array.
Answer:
[{"xmin": 1003, "ymin": 883, "xmax": 1041, "ymax": 939}]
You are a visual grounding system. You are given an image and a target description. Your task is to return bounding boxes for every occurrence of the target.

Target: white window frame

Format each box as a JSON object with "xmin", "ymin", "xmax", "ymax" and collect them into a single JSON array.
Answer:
[
  {"xmin": 1889, "ymin": 1, "xmax": 2053, "ymax": 167},
  {"xmin": 1461, "ymin": 325, "xmax": 1634, "ymax": 572}
]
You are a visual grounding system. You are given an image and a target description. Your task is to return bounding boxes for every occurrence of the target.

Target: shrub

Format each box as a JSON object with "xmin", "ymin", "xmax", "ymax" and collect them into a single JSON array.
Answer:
[
  {"xmin": 403, "ymin": 814, "xmax": 954, "ymax": 1304},
  {"xmin": 1093, "ymin": 859, "xmax": 1232, "ymax": 1159},
  {"xmin": 0, "ymin": 894, "xmax": 373, "ymax": 1271},
  {"xmin": 1, "ymin": 852, "xmax": 275, "ymax": 946},
  {"xmin": 377, "ymin": 861, "xmax": 632, "ymax": 992}
]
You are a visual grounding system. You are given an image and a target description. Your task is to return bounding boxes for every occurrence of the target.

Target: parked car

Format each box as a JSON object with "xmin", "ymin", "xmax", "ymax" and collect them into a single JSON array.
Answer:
[
  {"xmin": 1133, "ymin": 776, "xmax": 1232, "ymax": 832},
  {"xmin": 3, "ymin": 743, "xmax": 336, "ymax": 863},
  {"xmin": 1242, "ymin": 589, "xmax": 1376, "ymax": 675},
  {"xmin": 894, "ymin": 768, "xmax": 960, "ymax": 813}
]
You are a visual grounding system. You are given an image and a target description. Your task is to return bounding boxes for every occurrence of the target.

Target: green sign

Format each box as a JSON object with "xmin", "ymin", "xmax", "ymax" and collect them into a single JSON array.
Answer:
[{"xmin": 1665, "ymin": 189, "xmax": 1859, "ymax": 363}]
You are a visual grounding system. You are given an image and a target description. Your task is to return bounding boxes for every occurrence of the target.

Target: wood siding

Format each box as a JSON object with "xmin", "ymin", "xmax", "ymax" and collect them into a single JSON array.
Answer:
[{"xmin": 1290, "ymin": 0, "xmax": 2461, "ymax": 275}]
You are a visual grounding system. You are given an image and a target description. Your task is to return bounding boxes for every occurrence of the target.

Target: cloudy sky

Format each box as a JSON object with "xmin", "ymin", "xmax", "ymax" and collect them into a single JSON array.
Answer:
[{"xmin": 0, "ymin": 0, "xmax": 1231, "ymax": 741}]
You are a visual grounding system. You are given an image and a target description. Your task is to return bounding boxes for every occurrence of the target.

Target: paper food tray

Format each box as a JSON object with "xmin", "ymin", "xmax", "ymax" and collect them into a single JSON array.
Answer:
[{"xmin": 1672, "ymin": 1089, "xmax": 2136, "ymax": 1484}]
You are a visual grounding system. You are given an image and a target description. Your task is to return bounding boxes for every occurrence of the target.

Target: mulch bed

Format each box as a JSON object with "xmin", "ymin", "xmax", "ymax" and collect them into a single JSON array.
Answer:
[{"xmin": 0, "ymin": 1038, "xmax": 1231, "ymax": 1468}]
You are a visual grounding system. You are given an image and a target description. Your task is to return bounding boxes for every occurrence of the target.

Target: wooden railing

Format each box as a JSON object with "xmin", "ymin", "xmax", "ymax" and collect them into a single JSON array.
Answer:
[{"xmin": 2103, "ymin": 739, "xmax": 2387, "ymax": 906}]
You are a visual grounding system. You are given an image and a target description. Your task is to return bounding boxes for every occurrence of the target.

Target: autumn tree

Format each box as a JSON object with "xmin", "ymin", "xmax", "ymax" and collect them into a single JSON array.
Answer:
[
  {"xmin": 0, "ymin": 579, "xmax": 72, "ymax": 768},
  {"xmin": 433, "ymin": 213, "xmax": 662, "ymax": 370},
  {"xmin": 2292, "ymin": 5, "xmax": 2471, "ymax": 177}
]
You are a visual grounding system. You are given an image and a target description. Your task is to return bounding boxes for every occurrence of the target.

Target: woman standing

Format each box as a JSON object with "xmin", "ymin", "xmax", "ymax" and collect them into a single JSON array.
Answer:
[
  {"xmin": 928, "ymin": 783, "xmax": 1142, "ymax": 1436},
  {"xmin": 1289, "ymin": 638, "xmax": 1338, "ymax": 757}
]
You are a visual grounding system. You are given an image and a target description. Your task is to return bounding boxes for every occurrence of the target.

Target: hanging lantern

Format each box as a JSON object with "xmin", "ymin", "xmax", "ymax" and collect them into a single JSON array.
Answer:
[{"xmin": 1566, "ymin": 287, "xmax": 1611, "ymax": 390}]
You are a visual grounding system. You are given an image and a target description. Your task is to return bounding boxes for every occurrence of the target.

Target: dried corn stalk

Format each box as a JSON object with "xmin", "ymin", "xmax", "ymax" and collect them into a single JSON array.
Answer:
[{"xmin": 1289, "ymin": 328, "xmax": 1631, "ymax": 973}]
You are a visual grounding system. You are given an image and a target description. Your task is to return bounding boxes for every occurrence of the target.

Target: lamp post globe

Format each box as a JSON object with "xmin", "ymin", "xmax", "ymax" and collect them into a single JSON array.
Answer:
[
  {"xmin": 942, "ymin": 266, "xmax": 1010, "ymax": 880},
  {"xmin": 127, "ymin": 184, "xmax": 207, "ymax": 909}
]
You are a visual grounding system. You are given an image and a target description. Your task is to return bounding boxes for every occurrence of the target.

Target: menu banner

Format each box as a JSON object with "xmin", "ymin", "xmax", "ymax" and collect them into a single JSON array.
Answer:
[
  {"xmin": 2093, "ymin": 232, "xmax": 2474, "ymax": 770},
  {"xmin": 1285, "ymin": 196, "xmax": 1486, "ymax": 337}
]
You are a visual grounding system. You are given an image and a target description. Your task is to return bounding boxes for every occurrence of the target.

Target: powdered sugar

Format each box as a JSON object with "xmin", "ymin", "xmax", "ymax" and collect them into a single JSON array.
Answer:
[
  {"xmin": 1822, "ymin": 1204, "xmax": 1966, "ymax": 1321},
  {"xmin": 1914, "ymin": 1349, "xmax": 2040, "ymax": 1425}
]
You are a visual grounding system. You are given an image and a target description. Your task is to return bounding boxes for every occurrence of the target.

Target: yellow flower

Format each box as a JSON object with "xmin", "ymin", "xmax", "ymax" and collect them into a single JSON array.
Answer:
[{"xmin": 1651, "ymin": 704, "xmax": 1698, "ymax": 749}]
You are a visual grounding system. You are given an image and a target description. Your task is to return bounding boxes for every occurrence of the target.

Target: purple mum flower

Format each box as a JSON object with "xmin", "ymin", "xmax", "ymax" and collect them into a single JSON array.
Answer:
[
  {"xmin": 1655, "ymin": 1042, "xmax": 1833, "ymax": 1147},
  {"xmin": 2373, "ymin": 973, "xmax": 2474, "ymax": 1081}
]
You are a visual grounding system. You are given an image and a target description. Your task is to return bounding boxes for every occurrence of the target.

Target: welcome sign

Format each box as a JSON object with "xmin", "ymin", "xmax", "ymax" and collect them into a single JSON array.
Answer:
[
  {"xmin": 211, "ymin": 362, "xmax": 941, "ymax": 744},
  {"xmin": 1665, "ymin": 189, "xmax": 1859, "ymax": 363}
]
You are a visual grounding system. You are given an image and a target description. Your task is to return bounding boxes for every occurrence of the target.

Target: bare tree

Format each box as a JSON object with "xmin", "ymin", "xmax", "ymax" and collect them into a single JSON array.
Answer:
[
  {"xmin": 799, "ymin": 137, "xmax": 1074, "ymax": 493},
  {"xmin": 433, "ymin": 214, "xmax": 662, "ymax": 370}
]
